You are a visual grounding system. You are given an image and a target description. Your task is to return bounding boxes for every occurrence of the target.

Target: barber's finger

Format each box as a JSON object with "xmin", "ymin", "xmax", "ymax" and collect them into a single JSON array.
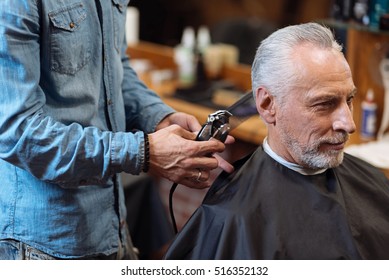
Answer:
[
  {"xmin": 183, "ymin": 156, "xmax": 220, "ymax": 171},
  {"xmin": 213, "ymin": 154, "xmax": 234, "ymax": 173},
  {"xmin": 195, "ymin": 140, "xmax": 226, "ymax": 156},
  {"xmin": 185, "ymin": 114, "xmax": 202, "ymax": 132},
  {"xmin": 167, "ymin": 124, "xmax": 198, "ymax": 140},
  {"xmin": 224, "ymin": 135, "xmax": 235, "ymax": 145},
  {"xmin": 191, "ymin": 168, "xmax": 210, "ymax": 182},
  {"xmin": 185, "ymin": 153, "xmax": 233, "ymax": 173}
]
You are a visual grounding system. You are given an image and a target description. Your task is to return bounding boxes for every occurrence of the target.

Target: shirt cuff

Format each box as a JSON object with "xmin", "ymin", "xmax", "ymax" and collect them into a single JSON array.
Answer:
[{"xmin": 110, "ymin": 131, "xmax": 144, "ymax": 175}]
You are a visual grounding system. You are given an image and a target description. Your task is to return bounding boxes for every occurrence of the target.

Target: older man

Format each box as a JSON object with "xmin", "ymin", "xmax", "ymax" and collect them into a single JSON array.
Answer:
[{"xmin": 164, "ymin": 22, "xmax": 389, "ymax": 260}]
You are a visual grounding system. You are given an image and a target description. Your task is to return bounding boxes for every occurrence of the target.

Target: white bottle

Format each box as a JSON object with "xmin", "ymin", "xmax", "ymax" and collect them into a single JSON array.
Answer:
[
  {"xmin": 174, "ymin": 27, "xmax": 196, "ymax": 87},
  {"xmin": 360, "ymin": 89, "xmax": 378, "ymax": 140},
  {"xmin": 197, "ymin": 25, "xmax": 211, "ymax": 54}
]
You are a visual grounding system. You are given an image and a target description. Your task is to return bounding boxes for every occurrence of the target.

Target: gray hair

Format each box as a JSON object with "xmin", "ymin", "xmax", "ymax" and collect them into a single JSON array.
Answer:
[{"xmin": 251, "ymin": 22, "xmax": 342, "ymax": 101}]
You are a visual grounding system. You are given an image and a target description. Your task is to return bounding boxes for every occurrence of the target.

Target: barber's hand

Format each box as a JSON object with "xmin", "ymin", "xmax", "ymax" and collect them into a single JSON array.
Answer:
[
  {"xmin": 148, "ymin": 125, "xmax": 223, "ymax": 188},
  {"xmin": 156, "ymin": 112, "xmax": 234, "ymax": 175},
  {"xmin": 149, "ymin": 124, "xmax": 233, "ymax": 188}
]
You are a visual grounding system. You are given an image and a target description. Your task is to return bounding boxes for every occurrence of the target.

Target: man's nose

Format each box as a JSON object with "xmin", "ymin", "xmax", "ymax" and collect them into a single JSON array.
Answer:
[{"xmin": 332, "ymin": 103, "xmax": 356, "ymax": 134}]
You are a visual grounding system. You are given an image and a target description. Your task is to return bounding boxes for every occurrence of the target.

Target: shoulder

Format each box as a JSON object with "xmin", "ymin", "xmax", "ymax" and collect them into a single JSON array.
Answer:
[
  {"xmin": 342, "ymin": 153, "xmax": 387, "ymax": 176},
  {"xmin": 204, "ymin": 147, "xmax": 268, "ymax": 203},
  {"xmin": 337, "ymin": 153, "xmax": 389, "ymax": 187}
]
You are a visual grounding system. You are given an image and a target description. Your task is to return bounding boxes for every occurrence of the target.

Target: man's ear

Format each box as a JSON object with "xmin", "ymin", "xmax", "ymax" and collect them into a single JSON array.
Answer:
[{"xmin": 255, "ymin": 87, "xmax": 276, "ymax": 124}]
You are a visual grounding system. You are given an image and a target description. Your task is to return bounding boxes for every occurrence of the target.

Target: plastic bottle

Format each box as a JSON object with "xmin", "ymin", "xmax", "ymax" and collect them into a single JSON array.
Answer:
[
  {"xmin": 174, "ymin": 27, "xmax": 196, "ymax": 87},
  {"xmin": 369, "ymin": 0, "xmax": 389, "ymax": 29},
  {"xmin": 353, "ymin": 0, "xmax": 370, "ymax": 25},
  {"xmin": 361, "ymin": 89, "xmax": 378, "ymax": 140},
  {"xmin": 332, "ymin": 0, "xmax": 353, "ymax": 21}
]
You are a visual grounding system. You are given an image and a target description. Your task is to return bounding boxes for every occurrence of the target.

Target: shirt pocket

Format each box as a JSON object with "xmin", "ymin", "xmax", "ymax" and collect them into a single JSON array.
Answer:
[
  {"xmin": 49, "ymin": 3, "xmax": 91, "ymax": 75},
  {"xmin": 112, "ymin": 0, "xmax": 130, "ymax": 52}
]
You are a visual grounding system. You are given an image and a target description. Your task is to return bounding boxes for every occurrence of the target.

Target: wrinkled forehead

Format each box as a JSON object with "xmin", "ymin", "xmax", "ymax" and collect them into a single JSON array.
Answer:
[{"xmin": 278, "ymin": 45, "xmax": 355, "ymax": 105}]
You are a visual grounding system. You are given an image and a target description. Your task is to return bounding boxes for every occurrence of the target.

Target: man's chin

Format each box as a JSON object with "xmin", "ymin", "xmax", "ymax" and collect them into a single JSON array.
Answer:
[
  {"xmin": 320, "ymin": 150, "xmax": 344, "ymax": 169},
  {"xmin": 303, "ymin": 150, "xmax": 344, "ymax": 169}
]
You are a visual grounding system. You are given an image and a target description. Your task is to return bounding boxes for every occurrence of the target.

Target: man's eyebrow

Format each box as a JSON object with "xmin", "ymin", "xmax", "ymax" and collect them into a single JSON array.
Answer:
[
  {"xmin": 349, "ymin": 88, "xmax": 357, "ymax": 97},
  {"xmin": 307, "ymin": 88, "xmax": 357, "ymax": 103},
  {"xmin": 308, "ymin": 92, "xmax": 341, "ymax": 102}
]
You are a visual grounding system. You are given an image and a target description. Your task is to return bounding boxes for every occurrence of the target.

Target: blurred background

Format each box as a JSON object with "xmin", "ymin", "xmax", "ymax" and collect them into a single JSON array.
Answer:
[{"xmin": 128, "ymin": 0, "xmax": 334, "ymax": 64}]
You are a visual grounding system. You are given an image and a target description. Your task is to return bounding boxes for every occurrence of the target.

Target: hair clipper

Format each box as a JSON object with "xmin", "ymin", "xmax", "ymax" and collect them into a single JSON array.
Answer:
[{"xmin": 196, "ymin": 110, "xmax": 232, "ymax": 143}]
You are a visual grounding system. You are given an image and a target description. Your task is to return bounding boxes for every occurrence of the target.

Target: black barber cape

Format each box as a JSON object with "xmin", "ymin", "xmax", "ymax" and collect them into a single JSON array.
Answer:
[{"xmin": 164, "ymin": 146, "xmax": 389, "ymax": 260}]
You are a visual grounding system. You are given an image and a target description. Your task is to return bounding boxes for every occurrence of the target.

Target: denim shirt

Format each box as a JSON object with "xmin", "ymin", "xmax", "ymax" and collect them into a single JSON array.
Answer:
[{"xmin": 0, "ymin": 0, "xmax": 175, "ymax": 258}]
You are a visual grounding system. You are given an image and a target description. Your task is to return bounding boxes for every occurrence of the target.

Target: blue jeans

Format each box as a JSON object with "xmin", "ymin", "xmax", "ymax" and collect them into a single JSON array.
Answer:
[
  {"xmin": 0, "ymin": 239, "xmax": 57, "ymax": 260},
  {"xmin": 0, "ymin": 231, "xmax": 138, "ymax": 260}
]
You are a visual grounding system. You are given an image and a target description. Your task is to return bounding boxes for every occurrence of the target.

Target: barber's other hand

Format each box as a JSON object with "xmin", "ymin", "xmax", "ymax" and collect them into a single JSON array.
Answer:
[
  {"xmin": 156, "ymin": 112, "xmax": 202, "ymax": 132},
  {"xmin": 156, "ymin": 112, "xmax": 235, "ymax": 144},
  {"xmin": 148, "ymin": 124, "xmax": 231, "ymax": 188}
]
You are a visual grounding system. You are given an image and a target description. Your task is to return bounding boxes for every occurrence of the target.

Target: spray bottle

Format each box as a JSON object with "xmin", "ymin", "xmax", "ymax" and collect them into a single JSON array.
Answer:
[{"xmin": 361, "ymin": 88, "xmax": 378, "ymax": 140}]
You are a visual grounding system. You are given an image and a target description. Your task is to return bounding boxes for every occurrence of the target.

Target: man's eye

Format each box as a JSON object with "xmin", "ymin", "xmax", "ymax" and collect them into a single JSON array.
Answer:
[
  {"xmin": 316, "ymin": 101, "xmax": 335, "ymax": 109},
  {"xmin": 347, "ymin": 96, "xmax": 355, "ymax": 106}
]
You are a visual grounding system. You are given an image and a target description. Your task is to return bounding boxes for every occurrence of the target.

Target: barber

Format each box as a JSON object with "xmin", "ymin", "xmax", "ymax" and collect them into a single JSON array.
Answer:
[{"xmin": 0, "ymin": 0, "xmax": 233, "ymax": 260}]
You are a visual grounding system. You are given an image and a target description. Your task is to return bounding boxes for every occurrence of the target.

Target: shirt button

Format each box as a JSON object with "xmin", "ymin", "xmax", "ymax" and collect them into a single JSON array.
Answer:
[
  {"xmin": 107, "ymin": 99, "xmax": 113, "ymax": 105},
  {"xmin": 69, "ymin": 22, "xmax": 75, "ymax": 29}
]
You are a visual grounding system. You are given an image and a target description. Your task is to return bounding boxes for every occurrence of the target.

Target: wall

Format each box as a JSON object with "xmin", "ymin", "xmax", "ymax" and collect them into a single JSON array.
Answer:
[{"xmin": 129, "ymin": 0, "xmax": 334, "ymax": 51}]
